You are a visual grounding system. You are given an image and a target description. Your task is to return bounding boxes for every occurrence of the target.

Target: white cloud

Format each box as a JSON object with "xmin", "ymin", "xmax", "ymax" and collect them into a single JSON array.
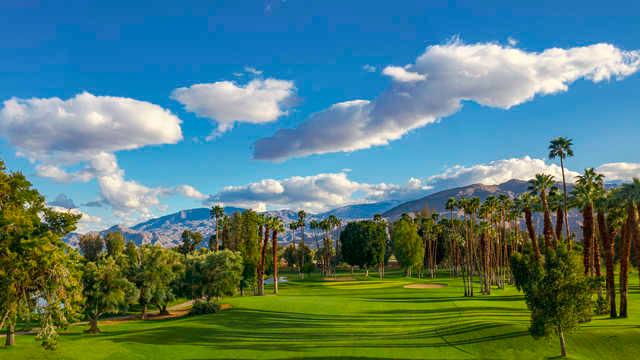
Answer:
[
  {"xmin": 363, "ymin": 64, "xmax": 377, "ymax": 72},
  {"xmin": 596, "ymin": 162, "xmax": 640, "ymax": 182},
  {"xmin": 382, "ymin": 65, "xmax": 427, "ymax": 82},
  {"xmin": 426, "ymin": 156, "xmax": 579, "ymax": 189},
  {"xmin": 0, "ymin": 92, "xmax": 205, "ymax": 222},
  {"xmin": 244, "ymin": 66, "xmax": 263, "ymax": 75},
  {"xmin": 174, "ymin": 184, "xmax": 208, "ymax": 200},
  {"xmin": 507, "ymin": 37, "xmax": 518, "ymax": 47},
  {"xmin": 254, "ymin": 40, "xmax": 640, "ymax": 161},
  {"xmin": 171, "ymin": 78, "xmax": 295, "ymax": 137},
  {"xmin": 0, "ymin": 92, "xmax": 182, "ymax": 163},
  {"xmin": 208, "ymin": 172, "xmax": 372, "ymax": 213}
]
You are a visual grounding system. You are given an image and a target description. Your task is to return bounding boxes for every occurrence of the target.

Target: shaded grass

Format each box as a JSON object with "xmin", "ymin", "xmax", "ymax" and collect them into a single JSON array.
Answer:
[{"xmin": 3, "ymin": 270, "xmax": 640, "ymax": 359}]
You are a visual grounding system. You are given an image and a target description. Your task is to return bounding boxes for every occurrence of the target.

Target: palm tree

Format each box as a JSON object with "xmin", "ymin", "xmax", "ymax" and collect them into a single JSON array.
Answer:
[
  {"xmin": 548, "ymin": 136, "xmax": 574, "ymax": 246},
  {"xmin": 596, "ymin": 190, "xmax": 620, "ymax": 318},
  {"xmin": 616, "ymin": 178, "xmax": 640, "ymax": 317},
  {"xmin": 529, "ymin": 174, "xmax": 556, "ymax": 249},
  {"xmin": 445, "ymin": 197, "xmax": 459, "ymax": 274},
  {"xmin": 296, "ymin": 210, "xmax": 307, "ymax": 278},
  {"xmin": 210, "ymin": 205, "xmax": 224, "ymax": 251},
  {"xmin": 549, "ymin": 187, "xmax": 564, "ymax": 242},
  {"xmin": 257, "ymin": 214, "xmax": 269, "ymax": 296},
  {"xmin": 270, "ymin": 217, "xmax": 284, "ymax": 294},
  {"xmin": 516, "ymin": 193, "xmax": 541, "ymax": 260},
  {"xmin": 573, "ymin": 168, "xmax": 604, "ymax": 276}
]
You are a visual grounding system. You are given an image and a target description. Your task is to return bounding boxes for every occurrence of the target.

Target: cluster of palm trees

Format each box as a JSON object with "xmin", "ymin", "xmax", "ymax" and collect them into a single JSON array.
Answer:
[
  {"xmin": 433, "ymin": 138, "xmax": 640, "ymax": 319},
  {"xmin": 310, "ymin": 215, "xmax": 342, "ymax": 277}
]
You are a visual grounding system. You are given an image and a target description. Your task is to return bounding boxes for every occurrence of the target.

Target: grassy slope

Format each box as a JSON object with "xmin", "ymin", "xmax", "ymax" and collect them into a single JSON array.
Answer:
[{"xmin": 3, "ymin": 271, "xmax": 640, "ymax": 360}]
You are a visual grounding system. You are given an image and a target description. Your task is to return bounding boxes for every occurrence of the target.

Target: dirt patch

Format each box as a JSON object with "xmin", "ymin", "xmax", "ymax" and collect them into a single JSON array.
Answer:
[
  {"xmin": 403, "ymin": 283, "xmax": 448, "ymax": 289},
  {"xmin": 323, "ymin": 276, "xmax": 356, "ymax": 282}
]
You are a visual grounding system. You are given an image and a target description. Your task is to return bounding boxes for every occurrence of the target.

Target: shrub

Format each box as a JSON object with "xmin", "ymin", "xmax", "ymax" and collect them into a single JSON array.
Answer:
[{"xmin": 189, "ymin": 300, "xmax": 220, "ymax": 315}]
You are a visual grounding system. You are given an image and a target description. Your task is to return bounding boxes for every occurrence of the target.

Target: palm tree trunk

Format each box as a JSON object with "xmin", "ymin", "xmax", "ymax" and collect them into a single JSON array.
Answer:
[
  {"xmin": 542, "ymin": 193, "xmax": 555, "ymax": 248},
  {"xmin": 560, "ymin": 157, "xmax": 571, "ymax": 248},
  {"xmin": 619, "ymin": 205, "xmax": 635, "ymax": 318},
  {"xmin": 598, "ymin": 210, "xmax": 616, "ymax": 317},
  {"xmin": 258, "ymin": 225, "xmax": 269, "ymax": 296},
  {"xmin": 582, "ymin": 205, "xmax": 594, "ymax": 276},
  {"xmin": 555, "ymin": 207, "xmax": 564, "ymax": 242},
  {"xmin": 272, "ymin": 229, "xmax": 279, "ymax": 294},
  {"xmin": 524, "ymin": 208, "xmax": 540, "ymax": 259}
]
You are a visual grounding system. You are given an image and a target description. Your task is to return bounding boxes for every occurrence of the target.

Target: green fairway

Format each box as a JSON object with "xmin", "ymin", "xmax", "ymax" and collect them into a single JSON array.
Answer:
[{"xmin": 3, "ymin": 271, "xmax": 640, "ymax": 359}]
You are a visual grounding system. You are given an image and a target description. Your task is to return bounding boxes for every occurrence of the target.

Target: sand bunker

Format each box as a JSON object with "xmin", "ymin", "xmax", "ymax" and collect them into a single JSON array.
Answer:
[
  {"xmin": 403, "ymin": 283, "xmax": 447, "ymax": 289},
  {"xmin": 323, "ymin": 276, "xmax": 356, "ymax": 282}
]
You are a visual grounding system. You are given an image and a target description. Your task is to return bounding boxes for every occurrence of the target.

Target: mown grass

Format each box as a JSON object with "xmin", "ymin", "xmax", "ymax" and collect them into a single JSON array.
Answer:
[{"xmin": 3, "ymin": 270, "xmax": 640, "ymax": 359}]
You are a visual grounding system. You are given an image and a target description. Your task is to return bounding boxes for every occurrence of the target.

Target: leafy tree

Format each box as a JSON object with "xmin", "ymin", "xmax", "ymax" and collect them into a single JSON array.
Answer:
[
  {"xmin": 340, "ymin": 220, "xmax": 386, "ymax": 278},
  {"xmin": 0, "ymin": 161, "xmax": 83, "ymax": 349},
  {"xmin": 82, "ymin": 257, "xmax": 138, "ymax": 333},
  {"xmin": 134, "ymin": 245, "xmax": 181, "ymax": 319},
  {"xmin": 178, "ymin": 230, "xmax": 203, "ymax": 256},
  {"xmin": 392, "ymin": 217, "xmax": 424, "ymax": 277},
  {"xmin": 512, "ymin": 245, "xmax": 594, "ymax": 357},
  {"xmin": 79, "ymin": 234, "xmax": 104, "ymax": 262},
  {"xmin": 200, "ymin": 250, "xmax": 244, "ymax": 301},
  {"xmin": 104, "ymin": 231, "xmax": 125, "ymax": 258}
]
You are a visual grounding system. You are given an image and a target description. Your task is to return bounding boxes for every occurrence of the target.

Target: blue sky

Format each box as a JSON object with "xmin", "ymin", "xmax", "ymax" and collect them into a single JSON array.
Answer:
[{"xmin": 1, "ymin": 0, "xmax": 639, "ymax": 231}]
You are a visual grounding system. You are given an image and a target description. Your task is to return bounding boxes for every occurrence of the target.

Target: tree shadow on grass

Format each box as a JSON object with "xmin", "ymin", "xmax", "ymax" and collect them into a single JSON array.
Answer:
[{"xmin": 98, "ymin": 307, "xmax": 528, "ymax": 356}]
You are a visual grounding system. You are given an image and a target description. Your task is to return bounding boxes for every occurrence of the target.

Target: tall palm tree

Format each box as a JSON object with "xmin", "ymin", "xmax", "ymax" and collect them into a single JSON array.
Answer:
[
  {"xmin": 257, "ymin": 214, "xmax": 269, "ymax": 296},
  {"xmin": 210, "ymin": 205, "xmax": 224, "ymax": 251},
  {"xmin": 549, "ymin": 136, "xmax": 574, "ymax": 246},
  {"xmin": 296, "ymin": 210, "xmax": 307, "ymax": 277},
  {"xmin": 516, "ymin": 193, "xmax": 541, "ymax": 260},
  {"xmin": 573, "ymin": 168, "xmax": 604, "ymax": 276},
  {"xmin": 549, "ymin": 187, "xmax": 564, "ymax": 242},
  {"xmin": 617, "ymin": 178, "xmax": 640, "ymax": 317},
  {"xmin": 445, "ymin": 197, "xmax": 458, "ymax": 274},
  {"xmin": 529, "ymin": 173, "xmax": 556, "ymax": 249},
  {"xmin": 596, "ymin": 191, "xmax": 620, "ymax": 318},
  {"xmin": 270, "ymin": 217, "xmax": 284, "ymax": 294}
]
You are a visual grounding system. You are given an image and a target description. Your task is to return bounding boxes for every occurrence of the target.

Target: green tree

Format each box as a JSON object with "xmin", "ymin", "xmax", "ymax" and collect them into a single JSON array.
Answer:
[
  {"xmin": 0, "ymin": 161, "xmax": 83, "ymax": 349},
  {"xmin": 392, "ymin": 217, "xmax": 423, "ymax": 277},
  {"xmin": 134, "ymin": 245, "xmax": 180, "ymax": 319},
  {"xmin": 82, "ymin": 256, "xmax": 138, "ymax": 333},
  {"xmin": 104, "ymin": 231, "xmax": 125, "ymax": 258},
  {"xmin": 340, "ymin": 220, "xmax": 386, "ymax": 278},
  {"xmin": 512, "ymin": 245, "xmax": 594, "ymax": 358},
  {"xmin": 200, "ymin": 250, "xmax": 244, "ymax": 301},
  {"xmin": 549, "ymin": 137, "xmax": 574, "ymax": 246},
  {"xmin": 178, "ymin": 230, "xmax": 203, "ymax": 256},
  {"xmin": 79, "ymin": 234, "xmax": 104, "ymax": 262}
]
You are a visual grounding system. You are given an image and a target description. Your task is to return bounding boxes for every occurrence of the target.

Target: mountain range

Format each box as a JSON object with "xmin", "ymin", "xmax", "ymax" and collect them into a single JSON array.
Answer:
[{"xmin": 65, "ymin": 179, "xmax": 590, "ymax": 248}]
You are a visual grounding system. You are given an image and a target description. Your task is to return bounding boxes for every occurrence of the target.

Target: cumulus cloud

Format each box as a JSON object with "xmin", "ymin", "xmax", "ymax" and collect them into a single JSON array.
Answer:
[
  {"xmin": 426, "ymin": 156, "xmax": 579, "ymax": 189},
  {"xmin": 596, "ymin": 162, "xmax": 640, "ymax": 182},
  {"xmin": 207, "ymin": 172, "xmax": 372, "ymax": 213},
  {"xmin": 0, "ymin": 92, "xmax": 182, "ymax": 163},
  {"xmin": 171, "ymin": 78, "xmax": 295, "ymax": 137},
  {"xmin": 254, "ymin": 40, "xmax": 640, "ymax": 161},
  {"xmin": 48, "ymin": 194, "xmax": 77, "ymax": 209},
  {"xmin": 382, "ymin": 65, "xmax": 427, "ymax": 82},
  {"xmin": 0, "ymin": 92, "xmax": 205, "ymax": 221},
  {"xmin": 174, "ymin": 184, "xmax": 208, "ymax": 200}
]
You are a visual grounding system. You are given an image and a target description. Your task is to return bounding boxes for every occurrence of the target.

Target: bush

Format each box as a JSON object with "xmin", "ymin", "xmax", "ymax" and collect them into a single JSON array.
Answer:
[{"xmin": 189, "ymin": 300, "xmax": 220, "ymax": 315}]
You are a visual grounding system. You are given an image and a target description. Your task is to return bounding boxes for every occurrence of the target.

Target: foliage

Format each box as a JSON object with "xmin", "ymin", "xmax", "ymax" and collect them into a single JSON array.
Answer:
[
  {"xmin": 178, "ymin": 230, "xmax": 203, "ymax": 255},
  {"xmin": 511, "ymin": 245, "xmax": 595, "ymax": 357},
  {"xmin": 199, "ymin": 250, "xmax": 244, "ymax": 300},
  {"xmin": 189, "ymin": 300, "xmax": 221, "ymax": 315},
  {"xmin": 392, "ymin": 217, "xmax": 424, "ymax": 276},
  {"xmin": 339, "ymin": 220, "xmax": 386, "ymax": 272},
  {"xmin": 82, "ymin": 256, "xmax": 138, "ymax": 333}
]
